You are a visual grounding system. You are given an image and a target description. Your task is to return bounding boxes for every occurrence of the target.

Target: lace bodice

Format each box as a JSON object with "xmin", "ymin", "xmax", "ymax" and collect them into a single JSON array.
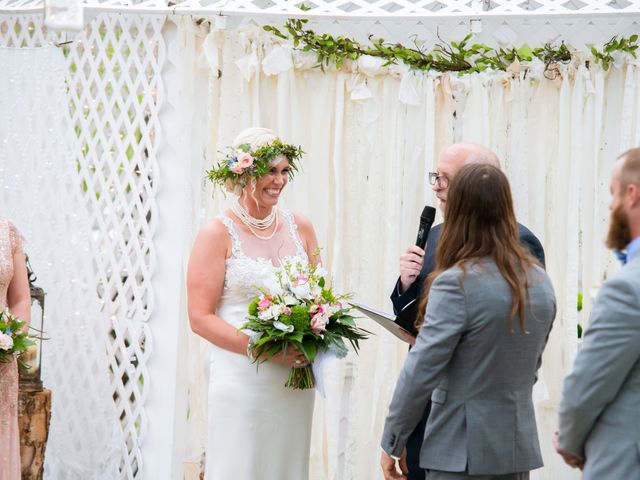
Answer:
[{"xmin": 217, "ymin": 210, "xmax": 308, "ymax": 329}]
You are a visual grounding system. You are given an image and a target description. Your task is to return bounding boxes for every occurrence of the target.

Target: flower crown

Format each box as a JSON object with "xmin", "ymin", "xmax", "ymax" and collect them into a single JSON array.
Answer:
[{"xmin": 207, "ymin": 138, "xmax": 304, "ymax": 190}]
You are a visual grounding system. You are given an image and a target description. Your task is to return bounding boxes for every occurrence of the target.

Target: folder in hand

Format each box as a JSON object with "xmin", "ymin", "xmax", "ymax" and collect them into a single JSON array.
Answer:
[{"xmin": 350, "ymin": 302, "xmax": 416, "ymax": 343}]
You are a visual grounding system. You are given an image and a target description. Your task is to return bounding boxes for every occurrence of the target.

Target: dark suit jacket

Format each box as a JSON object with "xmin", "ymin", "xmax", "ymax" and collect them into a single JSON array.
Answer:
[{"xmin": 391, "ymin": 223, "xmax": 546, "ymax": 334}]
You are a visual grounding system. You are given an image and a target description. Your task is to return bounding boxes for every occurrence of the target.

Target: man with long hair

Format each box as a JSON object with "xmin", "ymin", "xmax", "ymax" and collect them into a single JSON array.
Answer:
[
  {"xmin": 555, "ymin": 148, "xmax": 640, "ymax": 478},
  {"xmin": 381, "ymin": 164, "xmax": 556, "ymax": 480},
  {"xmin": 389, "ymin": 143, "xmax": 545, "ymax": 480}
]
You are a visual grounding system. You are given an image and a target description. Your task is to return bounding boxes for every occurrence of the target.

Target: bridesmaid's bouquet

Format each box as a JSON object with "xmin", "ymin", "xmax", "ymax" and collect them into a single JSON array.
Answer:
[
  {"xmin": 243, "ymin": 259, "xmax": 369, "ymax": 389},
  {"xmin": 0, "ymin": 311, "xmax": 34, "ymax": 364}
]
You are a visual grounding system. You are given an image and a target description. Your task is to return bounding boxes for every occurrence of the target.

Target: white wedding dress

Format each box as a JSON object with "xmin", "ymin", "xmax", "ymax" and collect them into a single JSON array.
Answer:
[{"xmin": 205, "ymin": 210, "xmax": 315, "ymax": 480}]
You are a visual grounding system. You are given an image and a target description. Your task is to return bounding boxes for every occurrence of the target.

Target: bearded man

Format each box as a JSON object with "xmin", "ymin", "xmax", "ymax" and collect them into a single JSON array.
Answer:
[{"xmin": 555, "ymin": 147, "xmax": 640, "ymax": 479}]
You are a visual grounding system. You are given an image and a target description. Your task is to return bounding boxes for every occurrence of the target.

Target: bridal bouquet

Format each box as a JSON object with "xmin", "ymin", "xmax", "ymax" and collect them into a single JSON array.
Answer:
[
  {"xmin": 0, "ymin": 311, "xmax": 35, "ymax": 364},
  {"xmin": 243, "ymin": 259, "xmax": 369, "ymax": 389}
]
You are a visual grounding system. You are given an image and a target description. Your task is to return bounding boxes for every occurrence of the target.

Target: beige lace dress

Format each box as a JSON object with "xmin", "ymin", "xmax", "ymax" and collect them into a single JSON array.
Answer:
[{"xmin": 0, "ymin": 220, "xmax": 25, "ymax": 480}]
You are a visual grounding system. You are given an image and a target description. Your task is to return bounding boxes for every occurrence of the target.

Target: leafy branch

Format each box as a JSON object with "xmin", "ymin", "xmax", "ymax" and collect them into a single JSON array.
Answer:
[
  {"xmin": 590, "ymin": 34, "xmax": 639, "ymax": 70},
  {"xmin": 263, "ymin": 18, "xmax": 638, "ymax": 75}
]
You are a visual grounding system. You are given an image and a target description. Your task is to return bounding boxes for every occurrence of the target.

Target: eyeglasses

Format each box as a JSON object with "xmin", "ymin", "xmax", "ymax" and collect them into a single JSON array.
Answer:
[{"xmin": 428, "ymin": 172, "xmax": 449, "ymax": 188}]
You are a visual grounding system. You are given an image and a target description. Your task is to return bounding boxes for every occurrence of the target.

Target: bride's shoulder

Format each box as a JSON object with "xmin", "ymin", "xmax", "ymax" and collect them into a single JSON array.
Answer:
[
  {"xmin": 290, "ymin": 212, "xmax": 314, "ymax": 231},
  {"xmin": 197, "ymin": 217, "xmax": 233, "ymax": 242},
  {"xmin": 289, "ymin": 212, "xmax": 316, "ymax": 238},
  {"xmin": 289, "ymin": 211, "xmax": 318, "ymax": 252}
]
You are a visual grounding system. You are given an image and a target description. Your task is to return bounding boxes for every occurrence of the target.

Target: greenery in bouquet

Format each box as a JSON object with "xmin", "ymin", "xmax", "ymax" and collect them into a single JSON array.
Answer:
[
  {"xmin": 242, "ymin": 259, "xmax": 369, "ymax": 389},
  {"xmin": 0, "ymin": 310, "xmax": 35, "ymax": 364}
]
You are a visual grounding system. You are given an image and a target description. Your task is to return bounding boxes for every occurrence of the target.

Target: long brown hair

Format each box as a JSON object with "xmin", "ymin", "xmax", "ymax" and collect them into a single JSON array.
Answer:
[{"xmin": 416, "ymin": 164, "xmax": 537, "ymax": 332}]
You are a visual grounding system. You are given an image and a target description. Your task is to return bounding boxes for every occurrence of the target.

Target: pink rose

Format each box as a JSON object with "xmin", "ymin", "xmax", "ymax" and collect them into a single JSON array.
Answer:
[
  {"xmin": 258, "ymin": 297, "xmax": 272, "ymax": 310},
  {"xmin": 283, "ymin": 306, "xmax": 292, "ymax": 315},
  {"xmin": 310, "ymin": 311, "xmax": 329, "ymax": 334},
  {"xmin": 237, "ymin": 152, "xmax": 254, "ymax": 169},
  {"xmin": 230, "ymin": 162, "xmax": 244, "ymax": 174}
]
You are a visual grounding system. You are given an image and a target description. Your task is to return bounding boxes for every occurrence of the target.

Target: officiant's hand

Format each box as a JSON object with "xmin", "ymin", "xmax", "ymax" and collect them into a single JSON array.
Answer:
[
  {"xmin": 399, "ymin": 329, "xmax": 416, "ymax": 347},
  {"xmin": 399, "ymin": 246, "xmax": 425, "ymax": 293},
  {"xmin": 380, "ymin": 449, "xmax": 408, "ymax": 479}
]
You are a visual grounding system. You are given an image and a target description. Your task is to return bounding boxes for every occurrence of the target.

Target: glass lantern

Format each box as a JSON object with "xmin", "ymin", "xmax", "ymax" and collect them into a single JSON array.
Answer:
[{"xmin": 18, "ymin": 256, "xmax": 45, "ymax": 392}]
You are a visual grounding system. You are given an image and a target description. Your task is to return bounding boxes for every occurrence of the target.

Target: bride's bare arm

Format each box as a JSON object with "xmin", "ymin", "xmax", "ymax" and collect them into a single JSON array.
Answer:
[
  {"xmin": 293, "ymin": 213, "xmax": 320, "ymax": 266},
  {"xmin": 187, "ymin": 220, "xmax": 250, "ymax": 355},
  {"xmin": 187, "ymin": 219, "xmax": 309, "ymax": 366}
]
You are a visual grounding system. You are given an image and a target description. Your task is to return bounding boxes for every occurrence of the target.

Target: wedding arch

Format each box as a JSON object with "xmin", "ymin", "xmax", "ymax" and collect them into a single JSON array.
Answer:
[{"xmin": 1, "ymin": 0, "xmax": 639, "ymax": 478}]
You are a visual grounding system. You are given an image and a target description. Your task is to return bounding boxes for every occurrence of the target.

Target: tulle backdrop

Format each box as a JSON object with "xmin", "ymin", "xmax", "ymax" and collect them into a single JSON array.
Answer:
[{"xmin": 173, "ymin": 19, "xmax": 640, "ymax": 480}]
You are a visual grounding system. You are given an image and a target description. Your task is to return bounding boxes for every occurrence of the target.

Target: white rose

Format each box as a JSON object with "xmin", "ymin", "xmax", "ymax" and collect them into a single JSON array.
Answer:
[
  {"xmin": 0, "ymin": 333, "xmax": 13, "ymax": 351},
  {"xmin": 258, "ymin": 305, "xmax": 275, "ymax": 321},
  {"xmin": 290, "ymin": 283, "xmax": 311, "ymax": 299},
  {"xmin": 310, "ymin": 284, "xmax": 322, "ymax": 298},
  {"xmin": 259, "ymin": 304, "xmax": 287, "ymax": 321},
  {"xmin": 283, "ymin": 293, "xmax": 298, "ymax": 306}
]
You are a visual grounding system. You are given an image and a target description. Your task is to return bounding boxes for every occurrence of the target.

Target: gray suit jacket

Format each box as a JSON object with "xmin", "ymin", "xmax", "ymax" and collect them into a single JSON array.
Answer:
[
  {"xmin": 381, "ymin": 258, "xmax": 556, "ymax": 475},
  {"xmin": 558, "ymin": 254, "xmax": 640, "ymax": 480}
]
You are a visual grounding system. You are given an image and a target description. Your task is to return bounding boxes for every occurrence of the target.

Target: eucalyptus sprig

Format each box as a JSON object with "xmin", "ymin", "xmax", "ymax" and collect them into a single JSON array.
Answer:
[{"xmin": 263, "ymin": 18, "xmax": 639, "ymax": 75}]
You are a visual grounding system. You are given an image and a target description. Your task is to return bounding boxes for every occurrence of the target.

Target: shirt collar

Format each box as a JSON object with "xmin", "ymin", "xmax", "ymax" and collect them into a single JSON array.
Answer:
[{"xmin": 627, "ymin": 236, "xmax": 640, "ymax": 262}]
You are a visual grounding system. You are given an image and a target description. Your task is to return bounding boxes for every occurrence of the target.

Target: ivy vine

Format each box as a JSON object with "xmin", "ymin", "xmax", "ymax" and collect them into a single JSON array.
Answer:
[{"xmin": 263, "ymin": 18, "xmax": 638, "ymax": 75}]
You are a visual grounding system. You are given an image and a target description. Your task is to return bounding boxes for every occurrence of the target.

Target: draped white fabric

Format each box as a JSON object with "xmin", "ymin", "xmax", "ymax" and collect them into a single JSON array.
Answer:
[
  {"xmin": 179, "ymin": 25, "xmax": 640, "ymax": 480},
  {"xmin": 0, "ymin": 46, "xmax": 122, "ymax": 478}
]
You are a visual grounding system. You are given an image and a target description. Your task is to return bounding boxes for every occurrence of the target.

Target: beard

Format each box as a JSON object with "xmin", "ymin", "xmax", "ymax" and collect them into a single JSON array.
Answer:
[{"xmin": 606, "ymin": 204, "xmax": 632, "ymax": 251}]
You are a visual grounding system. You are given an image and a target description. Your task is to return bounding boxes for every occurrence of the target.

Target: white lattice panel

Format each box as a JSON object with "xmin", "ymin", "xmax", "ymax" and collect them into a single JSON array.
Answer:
[
  {"xmin": 0, "ymin": 12, "xmax": 165, "ymax": 480},
  {"xmin": 2, "ymin": 0, "xmax": 640, "ymax": 17},
  {"xmin": 293, "ymin": 14, "xmax": 640, "ymax": 49}
]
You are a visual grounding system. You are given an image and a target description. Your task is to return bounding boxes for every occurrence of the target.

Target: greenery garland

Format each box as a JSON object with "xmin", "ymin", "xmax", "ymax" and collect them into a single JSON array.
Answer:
[{"xmin": 264, "ymin": 17, "xmax": 638, "ymax": 75}]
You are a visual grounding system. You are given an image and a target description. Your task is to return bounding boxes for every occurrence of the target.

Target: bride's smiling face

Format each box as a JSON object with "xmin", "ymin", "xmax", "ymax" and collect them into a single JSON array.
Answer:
[{"xmin": 251, "ymin": 157, "xmax": 291, "ymax": 209}]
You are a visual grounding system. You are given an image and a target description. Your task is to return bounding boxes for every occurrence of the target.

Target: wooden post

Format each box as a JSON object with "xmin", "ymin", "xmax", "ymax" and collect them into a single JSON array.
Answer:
[{"xmin": 18, "ymin": 388, "xmax": 51, "ymax": 480}]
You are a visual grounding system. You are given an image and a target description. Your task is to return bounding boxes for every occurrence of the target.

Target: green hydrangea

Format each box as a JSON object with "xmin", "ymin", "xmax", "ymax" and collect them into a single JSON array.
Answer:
[
  {"xmin": 280, "ymin": 305, "xmax": 310, "ymax": 332},
  {"xmin": 248, "ymin": 298, "xmax": 260, "ymax": 317}
]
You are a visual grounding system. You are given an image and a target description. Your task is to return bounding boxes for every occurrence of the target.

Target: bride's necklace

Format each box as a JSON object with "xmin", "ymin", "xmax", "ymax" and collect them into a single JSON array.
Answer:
[{"xmin": 231, "ymin": 199, "xmax": 279, "ymax": 240}]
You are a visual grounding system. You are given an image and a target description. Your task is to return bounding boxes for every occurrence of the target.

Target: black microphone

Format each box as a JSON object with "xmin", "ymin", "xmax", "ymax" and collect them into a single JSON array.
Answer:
[{"xmin": 415, "ymin": 206, "xmax": 436, "ymax": 250}]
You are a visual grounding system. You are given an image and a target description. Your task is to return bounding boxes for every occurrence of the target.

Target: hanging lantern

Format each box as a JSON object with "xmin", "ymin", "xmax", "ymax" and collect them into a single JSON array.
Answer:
[{"xmin": 18, "ymin": 255, "xmax": 45, "ymax": 392}]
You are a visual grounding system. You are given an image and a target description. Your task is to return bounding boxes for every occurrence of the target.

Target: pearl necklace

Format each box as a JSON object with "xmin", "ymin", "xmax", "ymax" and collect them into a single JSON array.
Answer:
[{"xmin": 231, "ymin": 199, "xmax": 279, "ymax": 240}]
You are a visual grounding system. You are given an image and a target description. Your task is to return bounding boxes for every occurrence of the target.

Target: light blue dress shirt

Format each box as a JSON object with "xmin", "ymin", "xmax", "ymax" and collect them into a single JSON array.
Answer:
[{"xmin": 627, "ymin": 236, "xmax": 640, "ymax": 262}]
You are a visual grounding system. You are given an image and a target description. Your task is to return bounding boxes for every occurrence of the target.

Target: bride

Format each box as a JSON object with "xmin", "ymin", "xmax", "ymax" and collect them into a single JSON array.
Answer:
[{"xmin": 187, "ymin": 127, "xmax": 320, "ymax": 480}]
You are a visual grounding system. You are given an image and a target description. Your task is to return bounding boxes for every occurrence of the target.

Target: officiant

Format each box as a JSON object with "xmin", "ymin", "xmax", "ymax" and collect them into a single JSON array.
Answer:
[{"xmin": 388, "ymin": 143, "xmax": 546, "ymax": 480}]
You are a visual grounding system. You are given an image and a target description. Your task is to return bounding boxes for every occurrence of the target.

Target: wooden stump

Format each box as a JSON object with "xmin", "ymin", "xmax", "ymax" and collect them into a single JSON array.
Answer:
[{"xmin": 18, "ymin": 389, "xmax": 51, "ymax": 480}]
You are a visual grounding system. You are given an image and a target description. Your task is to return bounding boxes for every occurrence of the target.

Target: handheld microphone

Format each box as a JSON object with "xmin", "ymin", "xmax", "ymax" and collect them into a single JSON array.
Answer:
[{"xmin": 415, "ymin": 206, "xmax": 436, "ymax": 250}]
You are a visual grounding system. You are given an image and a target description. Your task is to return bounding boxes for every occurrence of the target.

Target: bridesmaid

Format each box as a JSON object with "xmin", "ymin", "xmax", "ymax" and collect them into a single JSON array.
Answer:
[{"xmin": 0, "ymin": 219, "xmax": 31, "ymax": 480}]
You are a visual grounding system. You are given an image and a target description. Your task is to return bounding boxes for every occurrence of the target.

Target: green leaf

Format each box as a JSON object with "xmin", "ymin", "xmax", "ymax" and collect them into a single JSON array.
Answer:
[
  {"xmin": 300, "ymin": 340, "xmax": 317, "ymax": 362},
  {"xmin": 289, "ymin": 332, "xmax": 304, "ymax": 343},
  {"xmin": 267, "ymin": 343, "xmax": 282, "ymax": 358},
  {"xmin": 338, "ymin": 315, "xmax": 356, "ymax": 327}
]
